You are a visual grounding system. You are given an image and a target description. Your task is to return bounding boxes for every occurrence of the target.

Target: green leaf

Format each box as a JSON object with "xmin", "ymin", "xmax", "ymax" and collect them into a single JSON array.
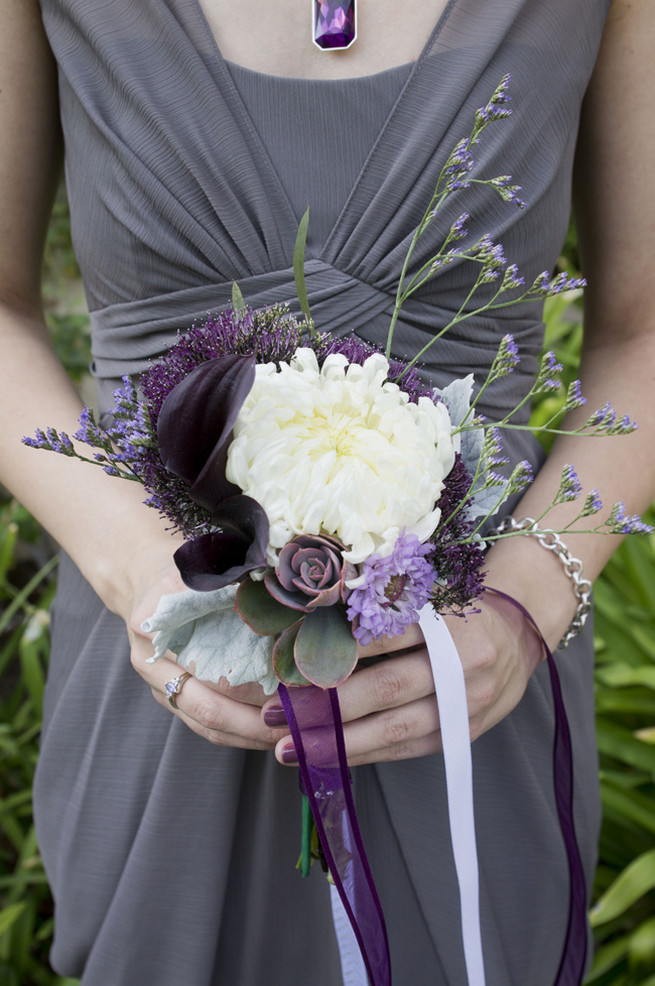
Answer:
[
  {"xmin": 294, "ymin": 606, "xmax": 357, "ymax": 688},
  {"xmin": 583, "ymin": 933, "xmax": 630, "ymax": 983},
  {"xmin": 231, "ymin": 280, "xmax": 246, "ymax": 313},
  {"xmin": 235, "ymin": 578, "xmax": 299, "ymax": 636},
  {"xmin": 292, "ymin": 208, "xmax": 314, "ymax": 328},
  {"xmin": 0, "ymin": 903, "xmax": 27, "ymax": 940},
  {"xmin": 272, "ymin": 620, "xmax": 310, "ymax": 686},
  {"xmin": 590, "ymin": 849, "xmax": 655, "ymax": 926},
  {"xmin": 596, "ymin": 719, "xmax": 655, "ymax": 773},
  {"xmin": 628, "ymin": 915, "xmax": 655, "ymax": 973},
  {"xmin": 596, "ymin": 664, "xmax": 655, "ymax": 692}
]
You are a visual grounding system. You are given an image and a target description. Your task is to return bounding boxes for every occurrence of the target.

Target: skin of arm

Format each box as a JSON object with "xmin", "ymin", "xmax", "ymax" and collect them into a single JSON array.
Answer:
[{"xmin": 0, "ymin": 0, "xmax": 287, "ymax": 751}]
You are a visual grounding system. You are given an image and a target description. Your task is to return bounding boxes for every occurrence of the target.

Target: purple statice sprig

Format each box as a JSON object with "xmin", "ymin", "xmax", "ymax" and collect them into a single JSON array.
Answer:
[
  {"xmin": 385, "ymin": 77, "xmax": 591, "ymax": 380},
  {"xmin": 22, "ymin": 379, "xmax": 154, "ymax": 482},
  {"xmin": 485, "ymin": 471, "xmax": 653, "ymax": 542}
]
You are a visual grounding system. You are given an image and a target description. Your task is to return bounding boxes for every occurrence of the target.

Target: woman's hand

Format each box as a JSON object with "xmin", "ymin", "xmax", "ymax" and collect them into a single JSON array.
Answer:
[
  {"xmin": 126, "ymin": 554, "xmax": 289, "ymax": 750},
  {"xmin": 267, "ymin": 590, "xmax": 544, "ymax": 766}
]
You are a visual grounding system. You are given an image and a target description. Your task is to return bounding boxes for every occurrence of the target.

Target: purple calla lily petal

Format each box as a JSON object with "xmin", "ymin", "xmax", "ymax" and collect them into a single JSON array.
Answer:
[
  {"xmin": 157, "ymin": 354, "xmax": 256, "ymax": 513},
  {"xmin": 174, "ymin": 494, "xmax": 269, "ymax": 591}
]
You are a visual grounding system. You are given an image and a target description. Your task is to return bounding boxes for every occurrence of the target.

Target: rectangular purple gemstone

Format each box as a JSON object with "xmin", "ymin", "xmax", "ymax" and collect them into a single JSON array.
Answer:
[{"xmin": 313, "ymin": 0, "xmax": 356, "ymax": 50}]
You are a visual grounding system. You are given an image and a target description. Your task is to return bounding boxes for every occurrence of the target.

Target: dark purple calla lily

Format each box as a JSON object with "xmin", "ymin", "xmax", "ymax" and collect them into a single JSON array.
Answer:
[
  {"xmin": 174, "ymin": 494, "xmax": 269, "ymax": 591},
  {"xmin": 264, "ymin": 534, "xmax": 355, "ymax": 612},
  {"xmin": 157, "ymin": 354, "xmax": 256, "ymax": 514}
]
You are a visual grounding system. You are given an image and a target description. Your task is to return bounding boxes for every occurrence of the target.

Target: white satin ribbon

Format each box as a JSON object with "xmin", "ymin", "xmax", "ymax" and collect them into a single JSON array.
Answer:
[
  {"xmin": 329, "ymin": 608, "xmax": 485, "ymax": 986},
  {"xmin": 330, "ymin": 883, "xmax": 369, "ymax": 986},
  {"xmin": 418, "ymin": 605, "xmax": 486, "ymax": 986}
]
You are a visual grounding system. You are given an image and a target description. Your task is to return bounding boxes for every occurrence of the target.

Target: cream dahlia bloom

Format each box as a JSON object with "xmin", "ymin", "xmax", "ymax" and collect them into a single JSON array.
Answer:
[{"xmin": 225, "ymin": 348, "xmax": 457, "ymax": 564}]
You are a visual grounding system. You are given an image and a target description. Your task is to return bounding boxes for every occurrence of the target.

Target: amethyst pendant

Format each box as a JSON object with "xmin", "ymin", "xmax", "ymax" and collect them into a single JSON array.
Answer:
[{"xmin": 313, "ymin": 0, "xmax": 357, "ymax": 51}]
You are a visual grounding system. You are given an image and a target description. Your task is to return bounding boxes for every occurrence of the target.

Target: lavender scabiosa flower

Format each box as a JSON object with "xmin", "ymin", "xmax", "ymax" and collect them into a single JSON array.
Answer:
[
  {"xmin": 346, "ymin": 532, "xmax": 435, "ymax": 645},
  {"xmin": 554, "ymin": 464, "xmax": 583, "ymax": 505}
]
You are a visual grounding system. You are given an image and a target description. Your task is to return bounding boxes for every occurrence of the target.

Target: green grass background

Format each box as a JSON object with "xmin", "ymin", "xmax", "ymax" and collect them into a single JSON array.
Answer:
[{"xmin": 0, "ymin": 198, "xmax": 653, "ymax": 985}]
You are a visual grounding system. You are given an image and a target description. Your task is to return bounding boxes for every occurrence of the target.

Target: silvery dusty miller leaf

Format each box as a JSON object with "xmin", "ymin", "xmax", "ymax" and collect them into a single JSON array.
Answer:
[{"xmin": 142, "ymin": 587, "xmax": 278, "ymax": 694}]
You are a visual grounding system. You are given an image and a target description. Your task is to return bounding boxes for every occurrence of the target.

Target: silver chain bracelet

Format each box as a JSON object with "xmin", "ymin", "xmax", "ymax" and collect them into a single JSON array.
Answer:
[{"xmin": 492, "ymin": 516, "xmax": 593, "ymax": 650}]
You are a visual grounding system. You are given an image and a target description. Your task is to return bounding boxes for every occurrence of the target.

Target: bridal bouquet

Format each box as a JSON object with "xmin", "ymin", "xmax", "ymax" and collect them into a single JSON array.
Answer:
[
  {"xmin": 25, "ymin": 77, "xmax": 649, "ymax": 986},
  {"xmin": 26, "ymin": 77, "xmax": 643, "ymax": 689}
]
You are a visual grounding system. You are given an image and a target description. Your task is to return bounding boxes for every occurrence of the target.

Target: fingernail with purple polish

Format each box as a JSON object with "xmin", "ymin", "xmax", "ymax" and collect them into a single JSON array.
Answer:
[
  {"xmin": 281, "ymin": 744, "xmax": 298, "ymax": 765},
  {"xmin": 264, "ymin": 705, "xmax": 288, "ymax": 728}
]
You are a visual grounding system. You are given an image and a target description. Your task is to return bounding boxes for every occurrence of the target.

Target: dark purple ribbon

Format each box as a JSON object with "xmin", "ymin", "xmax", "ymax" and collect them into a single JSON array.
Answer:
[
  {"xmin": 483, "ymin": 588, "xmax": 588, "ymax": 986},
  {"xmin": 278, "ymin": 683, "xmax": 391, "ymax": 986}
]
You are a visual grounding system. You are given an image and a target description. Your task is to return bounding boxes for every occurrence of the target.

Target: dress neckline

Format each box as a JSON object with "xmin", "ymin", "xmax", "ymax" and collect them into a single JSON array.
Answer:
[{"xmin": 188, "ymin": 0, "xmax": 460, "ymax": 83}]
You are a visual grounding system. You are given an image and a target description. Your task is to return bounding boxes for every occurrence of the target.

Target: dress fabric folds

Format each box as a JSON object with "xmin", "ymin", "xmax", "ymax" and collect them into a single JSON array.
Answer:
[{"xmin": 35, "ymin": 1, "xmax": 610, "ymax": 983}]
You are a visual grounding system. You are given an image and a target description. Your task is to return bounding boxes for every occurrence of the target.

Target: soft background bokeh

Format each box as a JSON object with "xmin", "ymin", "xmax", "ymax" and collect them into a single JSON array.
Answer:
[{"xmin": 0, "ymin": 197, "xmax": 653, "ymax": 985}]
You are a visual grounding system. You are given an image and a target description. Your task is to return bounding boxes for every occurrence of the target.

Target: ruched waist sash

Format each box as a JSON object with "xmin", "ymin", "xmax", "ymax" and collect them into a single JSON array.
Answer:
[{"xmin": 90, "ymin": 258, "xmax": 544, "ymax": 426}]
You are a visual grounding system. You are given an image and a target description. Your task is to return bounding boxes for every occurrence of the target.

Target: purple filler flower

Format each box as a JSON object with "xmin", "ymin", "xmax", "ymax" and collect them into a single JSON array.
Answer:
[{"xmin": 346, "ymin": 533, "xmax": 434, "ymax": 645}]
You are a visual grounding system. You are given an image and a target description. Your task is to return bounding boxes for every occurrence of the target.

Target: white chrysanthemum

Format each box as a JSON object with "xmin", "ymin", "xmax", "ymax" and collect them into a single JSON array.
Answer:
[{"xmin": 225, "ymin": 348, "xmax": 457, "ymax": 564}]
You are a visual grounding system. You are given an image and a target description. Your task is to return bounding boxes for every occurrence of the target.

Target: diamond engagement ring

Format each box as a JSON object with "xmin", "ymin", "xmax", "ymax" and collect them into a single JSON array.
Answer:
[{"xmin": 164, "ymin": 672, "xmax": 192, "ymax": 710}]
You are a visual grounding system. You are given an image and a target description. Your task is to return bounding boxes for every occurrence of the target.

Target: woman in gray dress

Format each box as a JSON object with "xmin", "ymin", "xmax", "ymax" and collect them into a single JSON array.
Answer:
[{"xmin": 1, "ymin": 1, "xmax": 655, "ymax": 983}]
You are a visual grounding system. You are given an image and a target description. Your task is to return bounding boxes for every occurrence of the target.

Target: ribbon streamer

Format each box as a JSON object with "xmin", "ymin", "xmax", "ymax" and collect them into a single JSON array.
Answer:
[
  {"xmin": 278, "ymin": 683, "xmax": 391, "ymax": 986},
  {"xmin": 279, "ymin": 589, "xmax": 587, "ymax": 986},
  {"xmin": 418, "ymin": 606, "xmax": 486, "ymax": 986},
  {"xmin": 482, "ymin": 588, "xmax": 588, "ymax": 985}
]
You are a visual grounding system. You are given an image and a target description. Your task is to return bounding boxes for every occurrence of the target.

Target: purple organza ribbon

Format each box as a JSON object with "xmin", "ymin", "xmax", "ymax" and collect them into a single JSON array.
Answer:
[
  {"xmin": 278, "ymin": 683, "xmax": 391, "ymax": 986},
  {"xmin": 483, "ymin": 588, "xmax": 588, "ymax": 986},
  {"xmin": 279, "ymin": 589, "xmax": 587, "ymax": 986}
]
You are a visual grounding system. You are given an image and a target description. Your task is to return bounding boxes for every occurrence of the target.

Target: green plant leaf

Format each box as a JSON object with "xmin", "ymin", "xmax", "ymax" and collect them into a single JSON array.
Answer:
[
  {"xmin": 0, "ymin": 904, "xmax": 27, "ymax": 940},
  {"xmin": 272, "ymin": 621, "xmax": 310, "ymax": 686},
  {"xmin": 235, "ymin": 578, "xmax": 299, "ymax": 636},
  {"xmin": 590, "ymin": 849, "xmax": 655, "ymax": 926},
  {"xmin": 294, "ymin": 606, "xmax": 357, "ymax": 688},
  {"xmin": 292, "ymin": 207, "xmax": 314, "ymax": 328},
  {"xmin": 628, "ymin": 915, "xmax": 655, "ymax": 973},
  {"xmin": 583, "ymin": 932, "xmax": 630, "ymax": 982},
  {"xmin": 596, "ymin": 719, "xmax": 655, "ymax": 773},
  {"xmin": 231, "ymin": 280, "xmax": 246, "ymax": 313}
]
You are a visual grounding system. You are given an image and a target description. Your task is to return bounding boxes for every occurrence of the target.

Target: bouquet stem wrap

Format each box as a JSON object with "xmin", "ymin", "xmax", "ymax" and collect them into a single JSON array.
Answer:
[{"xmin": 278, "ymin": 683, "xmax": 391, "ymax": 986}]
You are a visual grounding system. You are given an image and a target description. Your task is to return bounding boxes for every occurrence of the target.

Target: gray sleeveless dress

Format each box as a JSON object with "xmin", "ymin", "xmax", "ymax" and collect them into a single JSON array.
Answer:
[{"xmin": 35, "ymin": 1, "xmax": 611, "ymax": 983}]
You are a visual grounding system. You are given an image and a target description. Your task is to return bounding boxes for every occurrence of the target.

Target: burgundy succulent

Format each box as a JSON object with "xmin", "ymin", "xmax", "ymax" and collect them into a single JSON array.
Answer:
[{"xmin": 264, "ymin": 534, "xmax": 355, "ymax": 612}]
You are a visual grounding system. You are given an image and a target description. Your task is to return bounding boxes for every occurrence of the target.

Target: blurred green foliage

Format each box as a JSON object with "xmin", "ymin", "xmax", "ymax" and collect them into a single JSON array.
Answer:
[{"xmin": 0, "ymin": 200, "xmax": 653, "ymax": 985}]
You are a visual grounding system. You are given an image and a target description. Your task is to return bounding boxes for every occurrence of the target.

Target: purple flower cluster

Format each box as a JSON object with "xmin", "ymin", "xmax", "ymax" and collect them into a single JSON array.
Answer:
[
  {"xmin": 489, "ymin": 334, "xmax": 520, "ymax": 381},
  {"xmin": 530, "ymin": 270, "xmax": 587, "ymax": 297},
  {"xmin": 346, "ymin": 533, "xmax": 435, "ymax": 645},
  {"xmin": 535, "ymin": 351, "xmax": 564, "ymax": 392},
  {"xmin": 554, "ymin": 464, "xmax": 583, "ymax": 505},
  {"xmin": 474, "ymin": 74, "xmax": 513, "ymax": 130},
  {"xmin": 607, "ymin": 503, "xmax": 654, "ymax": 536},
  {"xmin": 427, "ymin": 454, "xmax": 487, "ymax": 613}
]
